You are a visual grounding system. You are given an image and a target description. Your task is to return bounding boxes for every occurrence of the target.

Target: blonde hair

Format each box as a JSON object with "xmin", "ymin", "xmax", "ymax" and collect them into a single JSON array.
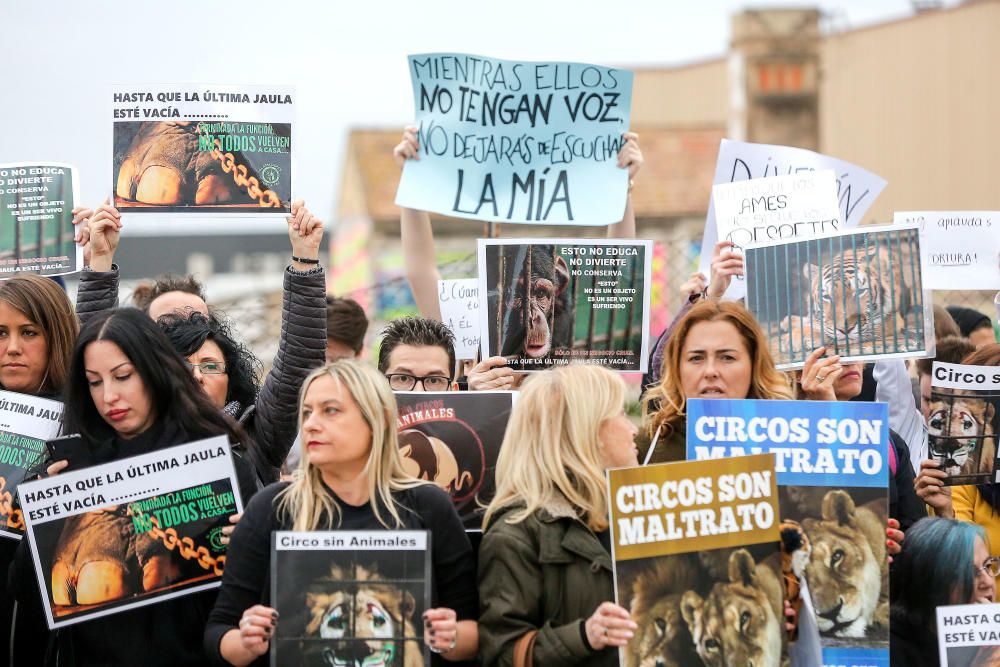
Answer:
[
  {"xmin": 482, "ymin": 364, "xmax": 626, "ymax": 533},
  {"xmin": 643, "ymin": 300, "xmax": 793, "ymax": 438},
  {"xmin": 276, "ymin": 359, "xmax": 424, "ymax": 531}
]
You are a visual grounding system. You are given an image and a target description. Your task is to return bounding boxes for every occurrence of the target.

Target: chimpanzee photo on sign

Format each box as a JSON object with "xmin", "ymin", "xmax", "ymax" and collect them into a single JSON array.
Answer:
[{"xmin": 477, "ymin": 238, "xmax": 651, "ymax": 371}]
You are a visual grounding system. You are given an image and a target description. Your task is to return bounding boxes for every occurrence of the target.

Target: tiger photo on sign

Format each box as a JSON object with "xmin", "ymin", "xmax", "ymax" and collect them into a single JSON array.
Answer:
[{"xmin": 744, "ymin": 225, "xmax": 927, "ymax": 369}]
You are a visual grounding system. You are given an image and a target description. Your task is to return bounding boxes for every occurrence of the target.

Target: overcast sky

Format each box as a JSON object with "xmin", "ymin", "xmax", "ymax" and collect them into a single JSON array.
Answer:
[{"xmin": 0, "ymin": 0, "xmax": 944, "ymax": 230}]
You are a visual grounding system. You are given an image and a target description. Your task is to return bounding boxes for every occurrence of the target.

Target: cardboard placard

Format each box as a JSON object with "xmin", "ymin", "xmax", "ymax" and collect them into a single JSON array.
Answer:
[
  {"xmin": 18, "ymin": 436, "xmax": 244, "ymax": 628},
  {"xmin": 395, "ymin": 53, "xmax": 633, "ymax": 225},
  {"xmin": 112, "ymin": 84, "xmax": 294, "ymax": 215},
  {"xmin": 895, "ymin": 211, "xmax": 1000, "ymax": 290},
  {"xmin": 437, "ymin": 279, "xmax": 481, "ymax": 360},
  {"xmin": 609, "ymin": 454, "xmax": 783, "ymax": 667},
  {"xmin": 0, "ymin": 162, "xmax": 83, "ymax": 277},
  {"xmin": 744, "ymin": 223, "xmax": 930, "ymax": 369},
  {"xmin": 928, "ymin": 362, "xmax": 1000, "ymax": 486},
  {"xmin": 688, "ymin": 398, "xmax": 891, "ymax": 667},
  {"xmin": 701, "ymin": 139, "xmax": 886, "ymax": 300},
  {"xmin": 271, "ymin": 530, "xmax": 431, "ymax": 667},
  {"xmin": 477, "ymin": 238, "xmax": 651, "ymax": 371}
]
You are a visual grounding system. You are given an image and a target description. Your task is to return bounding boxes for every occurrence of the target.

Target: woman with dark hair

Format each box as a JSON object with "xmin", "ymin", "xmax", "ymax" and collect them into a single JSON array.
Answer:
[
  {"xmin": 10, "ymin": 308, "xmax": 258, "ymax": 667},
  {"xmin": 73, "ymin": 200, "xmax": 328, "ymax": 483},
  {"xmin": 889, "ymin": 517, "xmax": 995, "ymax": 667},
  {"xmin": 916, "ymin": 344, "xmax": 1000, "ymax": 585},
  {"xmin": 0, "ymin": 275, "xmax": 80, "ymax": 666}
]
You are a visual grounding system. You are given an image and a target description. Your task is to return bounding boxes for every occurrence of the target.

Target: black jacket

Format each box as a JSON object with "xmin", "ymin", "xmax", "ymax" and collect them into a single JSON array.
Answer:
[{"xmin": 75, "ymin": 264, "xmax": 327, "ymax": 483}]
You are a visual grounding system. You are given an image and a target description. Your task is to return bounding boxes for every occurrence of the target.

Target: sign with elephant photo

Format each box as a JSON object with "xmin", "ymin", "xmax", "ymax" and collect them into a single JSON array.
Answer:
[
  {"xmin": 0, "ymin": 391, "xmax": 63, "ymax": 540},
  {"xmin": 928, "ymin": 362, "xmax": 1000, "ymax": 486},
  {"xmin": 687, "ymin": 398, "xmax": 890, "ymax": 667},
  {"xmin": 608, "ymin": 453, "xmax": 784, "ymax": 667},
  {"xmin": 17, "ymin": 436, "xmax": 244, "ymax": 629},
  {"xmin": 111, "ymin": 84, "xmax": 293, "ymax": 215},
  {"xmin": 477, "ymin": 238, "xmax": 651, "ymax": 371},
  {"xmin": 270, "ymin": 530, "xmax": 431, "ymax": 667},
  {"xmin": 395, "ymin": 53, "xmax": 634, "ymax": 226},
  {"xmin": 0, "ymin": 162, "xmax": 84, "ymax": 277},
  {"xmin": 937, "ymin": 602, "xmax": 1000, "ymax": 666},
  {"xmin": 744, "ymin": 223, "xmax": 931, "ymax": 370},
  {"xmin": 394, "ymin": 391, "xmax": 514, "ymax": 531}
]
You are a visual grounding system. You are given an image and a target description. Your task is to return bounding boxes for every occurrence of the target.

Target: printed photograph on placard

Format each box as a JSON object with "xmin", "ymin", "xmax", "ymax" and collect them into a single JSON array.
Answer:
[
  {"xmin": 19, "ymin": 437, "xmax": 244, "ymax": 628},
  {"xmin": 928, "ymin": 363, "xmax": 1000, "ymax": 486},
  {"xmin": 745, "ymin": 224, "xmax": 928, "ymax": 369},
  {"xmin": 271, "ymin": 531, "xmax": 430, "ymax": 667},
  {"xmin": 111, "ymin": 85, "xmax": 293, "ymax": 214},
  {"xmin": 478, "ymin": 239, "xmax": 651, "ymax": 371},
  {"xmin": 395, "ymin": 391, "xmax": 514, "ymax": 530},
  {"xmin": 0, "ymin": 162, "xmax": 82, "ymax": 276}
]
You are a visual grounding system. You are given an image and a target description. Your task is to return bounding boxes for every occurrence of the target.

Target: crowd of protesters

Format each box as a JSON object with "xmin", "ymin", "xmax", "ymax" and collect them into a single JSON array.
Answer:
[{"xmin": 0, "ymin": 128, "xmax": 997, "ymax": 667}]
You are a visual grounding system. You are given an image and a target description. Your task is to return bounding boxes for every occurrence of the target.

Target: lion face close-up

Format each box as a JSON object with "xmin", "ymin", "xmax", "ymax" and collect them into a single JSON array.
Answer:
[
  {"xmin": 304, "ymin": 566, "xmax": 422, "ymax": 667},
  {"xmin": 802, "ymin": 490, "xmax": 886, "ymax": 639},
  {"xmin": 680, "ymin": 549, "xmax": 783, "ymax": 667},
  {"xmin": 927, "ymin": 391, "xmax": 996, "ymax": 478}
]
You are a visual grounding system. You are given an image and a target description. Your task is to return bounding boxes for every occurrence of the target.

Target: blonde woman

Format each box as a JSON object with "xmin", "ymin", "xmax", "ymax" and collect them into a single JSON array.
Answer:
[
  {"xmin": 478, "ymin": 364, "xmax": 639, "ymax": 667},
  {"xmin": 205, "ymin": 359, "xmax": 479, "ymax": 666},
  {"xmin": 641, "ymin": 300, "xmax": 794, "ymax": 464}
]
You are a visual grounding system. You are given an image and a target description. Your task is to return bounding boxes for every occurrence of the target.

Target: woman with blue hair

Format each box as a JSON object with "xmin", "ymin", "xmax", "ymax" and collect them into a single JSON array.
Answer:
[{"xmin": 889, "ymin": 517, "xmax": 996, "ymax": 666}]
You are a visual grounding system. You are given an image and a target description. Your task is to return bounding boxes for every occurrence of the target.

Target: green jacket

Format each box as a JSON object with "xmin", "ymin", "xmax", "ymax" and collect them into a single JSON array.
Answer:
[{"xmin": 478, "ymin": 498, "xmax": 617, "ymax": 667}]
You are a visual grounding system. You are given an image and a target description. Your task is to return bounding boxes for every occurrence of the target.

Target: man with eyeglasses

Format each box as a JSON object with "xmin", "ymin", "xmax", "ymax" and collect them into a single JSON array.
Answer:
[{"xmin": 378, "ymin": 316, "xmax": 457, "ymax": 392}]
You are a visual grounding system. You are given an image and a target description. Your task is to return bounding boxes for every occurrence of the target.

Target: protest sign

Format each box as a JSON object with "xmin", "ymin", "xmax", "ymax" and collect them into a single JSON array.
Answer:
[
  {"xmin": 927, "ymin": 362, "xmax": 1000, "ymax": 485},
  {"xmin": 271, "ymin": 530, "xmax": 430, "ymax": 667},
  {"xmin": 895, "ymin": 211, "xmax": 1000, "ymax": 290},
  {"xmin": 688, "ymin": 398, "xmax": 890, "ymax": 667},
  {"xmin": 477, "ymin": 238, "xmax": 651, "ymax": 371},
  {"xmin": 712, "ymin": 169, "xmax": 841, "ymax": 251},
  {"xmin": 744, "ymin": 223, "xmax": 930, "ymax": 369},
  {"xmin": 438, "ymin": 279, "xmax": 481, "ymax": 360},
  {"xmin": 112, "ymin": 84, "xmax": 294, "ymax": 214},
  {"xmin": 18, "ymin": 436, "xmax": 243, "ymax": 629},
  {"xmin": 395, "ymin": 53, "xmax": 633, "ymax": 225},
  {"xmin": 701, "ymin": 139, "xmax": 887, "ymax": 300},
  {"xmin": 937, "ymin": 603, "xmax": 1000, "ymax": 667},
  {"xmin": 395, "ymin": 391, "xmax": 514, "ymax": 530},
  {"xmin": 609, "ymin": 454, "xmax": 782, "ymax": 667},
  {"xmin": 0, "ymin": 162, "xmax": 82, "ymax": 277},
  {"xmin": 0, "ymin": 392, "xmax": 63, "ymax": 540}
]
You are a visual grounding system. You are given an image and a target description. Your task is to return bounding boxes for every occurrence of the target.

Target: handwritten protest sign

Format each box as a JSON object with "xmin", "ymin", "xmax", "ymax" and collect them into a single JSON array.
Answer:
[
  {"xmin": 477, "ymin": 238, "xmax": 651, "ymax": 371},
  {"xmin": 702, "ymin": 139, "xmax": 887, "ymax": 299},
  {"xmin": 937, "ymin": 603, "xmax": 1000, "ymax": 666},
  {"xmin": 271, "ymin": 530, "xmax": 431, "ymax": 667},
  {"xmin": 895, "ymin": 211, "xmax": 1000, "ymax": 290},
  {"xmin": 396, "ymin": 53, "xmax": 633, "ymax": 225},
  {"xmin": 745, "ymin": 223, "xmax": 930, "ymax": 369},
  {"xmin": 19, "ymin": 436, "xmax": 243, "ymax": 628},
  {"xmin": 712, "ymin": 169, "xmax": 841, "ymax": 251},
  {"xmin": 438, "ymin": 279, "xmax": 480, "ymax": 360},
  {"xmin": 928, "ymin": 362, "xmax": 1000, "ymax": 485},
  {"xmin": 112, "ymin": 84, "xmax": 294, "ymax": 215},
  {"xmin": 609, "ymin": 454, "xmax": 782, "ymax": 667},
  {"xmin": 688, "ymin": 398, "xmax": 890, "ymax": 667},
  {"xmin": 0, "ymin": 392, "xmax": 63, "ymax": 540},
  {"xmin": 0, "ymin": 162, "xmax": 82, "ymax": 277},
  {"xmin": 395, "ymin": 391, "xmax": 514, "ymax": 530}
]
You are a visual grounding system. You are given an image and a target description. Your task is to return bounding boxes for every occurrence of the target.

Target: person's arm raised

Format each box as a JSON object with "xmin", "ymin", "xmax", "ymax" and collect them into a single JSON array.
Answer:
[
  {"xmin": 607, "ymin": 132, "xmax": 641, "ymax": 240},
  {"xmin": 395, "ymin": 126, "xmax": 443, "ymax": 320},
  {"xmin": 75, "ymin": 201, "xmax": 122, "ymax": 327}
]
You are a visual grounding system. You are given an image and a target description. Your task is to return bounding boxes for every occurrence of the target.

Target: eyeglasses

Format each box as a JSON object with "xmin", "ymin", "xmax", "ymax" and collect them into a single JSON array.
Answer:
[
  {"xmin": 975, "ymin": 557, "xmax": 1000, "ymax": 579},
  {"xmin": 186, "ymin": 361, "xmax": 227, "ymax": 375},
  {"xmin": 385, "ymin": 373, "xmax": 450, "ymax": 391}
]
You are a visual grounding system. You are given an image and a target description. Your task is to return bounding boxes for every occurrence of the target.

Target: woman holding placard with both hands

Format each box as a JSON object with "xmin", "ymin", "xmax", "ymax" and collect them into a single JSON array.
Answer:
[{"xmin": 205, "ymin": 359, "xmax": 479, "ymax": 666}]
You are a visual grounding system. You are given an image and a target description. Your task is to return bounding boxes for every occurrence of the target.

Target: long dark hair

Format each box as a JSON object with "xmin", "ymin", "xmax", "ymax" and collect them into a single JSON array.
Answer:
[
  {"xmin": 157, "ymin": 312, "xmax": 262, "ymax": 409},
  {"xmin": 62, "ymin": 309, "xmax": 246, "ymax": 447}
]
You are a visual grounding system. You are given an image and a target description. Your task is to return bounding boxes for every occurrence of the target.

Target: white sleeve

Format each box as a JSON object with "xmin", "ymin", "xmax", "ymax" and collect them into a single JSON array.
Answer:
[{"xmin": 872, "ymin": 359, "xmax": 927, "ymax": 471}]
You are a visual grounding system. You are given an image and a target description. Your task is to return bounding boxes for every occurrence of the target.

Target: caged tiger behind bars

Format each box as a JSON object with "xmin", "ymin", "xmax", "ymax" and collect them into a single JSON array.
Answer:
[{"xmin": 744, "ymin": 225, "xmax": 931, "ymax": 369}]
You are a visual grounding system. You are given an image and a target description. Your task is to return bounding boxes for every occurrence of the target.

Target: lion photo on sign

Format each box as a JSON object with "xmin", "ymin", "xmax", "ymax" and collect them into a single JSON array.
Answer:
[{"xmin": 927, "ymin": 389, "xmax": 997, "ymax": 482}]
